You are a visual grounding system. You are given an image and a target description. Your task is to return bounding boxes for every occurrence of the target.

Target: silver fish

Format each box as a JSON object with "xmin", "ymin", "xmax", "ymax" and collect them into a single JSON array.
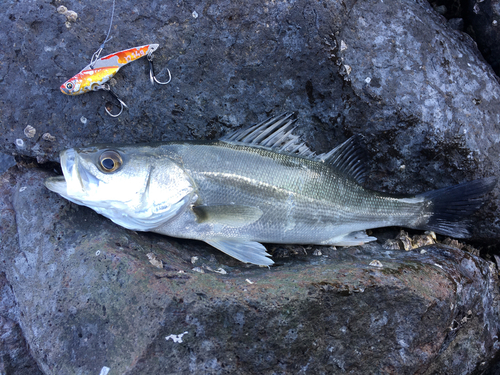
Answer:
[{"xmin": 45, "ymin": 113, "xmax": 496, "ymax": 266}]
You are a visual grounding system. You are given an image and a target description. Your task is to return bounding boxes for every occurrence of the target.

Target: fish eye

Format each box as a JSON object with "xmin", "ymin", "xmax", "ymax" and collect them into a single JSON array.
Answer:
[
  {"xmin": 66, "ymin": 82, "xmax": 74, "ymax": 90},
  {"xmin": 99, "ymin": 150, "xmax": 123, "ymax": 172}
]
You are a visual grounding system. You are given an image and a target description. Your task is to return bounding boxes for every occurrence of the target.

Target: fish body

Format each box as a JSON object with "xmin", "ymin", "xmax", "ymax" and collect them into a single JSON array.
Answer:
[
  {"xmin": 60, "ymin": 44, "xmax": 159, "ymax": 95},
  {"xmin": 45, "ymin": 114, "xmax": 496, "ymax": 265}
]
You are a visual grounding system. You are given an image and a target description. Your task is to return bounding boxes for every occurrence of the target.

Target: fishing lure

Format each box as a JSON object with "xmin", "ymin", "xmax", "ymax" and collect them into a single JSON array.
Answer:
[{"xmin": 60, "ymin": 44, "xmax": 171, "ymax": 117}]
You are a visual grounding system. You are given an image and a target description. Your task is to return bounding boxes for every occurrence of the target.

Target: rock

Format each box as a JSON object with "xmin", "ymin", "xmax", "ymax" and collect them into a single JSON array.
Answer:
[
  {"xmin": 0, "ymin": 153, "xmax": 16, "ymax": 175},
  {"xmin": 1, "ymin": 0, "xmax": 498, "ymax": 240},
  {"xmin": 464, "ymin": 0, "xmax": 500, "ymax": 76},
  {"xmin": 335, "ymin": 0, "xmax": 500, "ymax": 240},
  {"xmin": 1, "ymin": 166, "xmax": 500, "ymax": 374},
  {"xmin": 448, "ymin": 17, "xmax": 465, "ymax": 31},
  {"xmin": 0, "ymin": 273, "xmax": 43, "ymax": 375},
  {"xmin": 2, "ymin": 0, "xmax": 500, "ymax": 372}
]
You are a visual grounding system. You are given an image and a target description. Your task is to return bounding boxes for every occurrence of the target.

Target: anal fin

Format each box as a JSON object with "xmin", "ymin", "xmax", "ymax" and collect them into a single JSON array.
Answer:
[
  {"xmin": 322, "ymin": 230, "xmax": 377, "ymax": 246},
  {"xmin": 205, "ymin": 238, "xmax": 274, "ymax": 266}
]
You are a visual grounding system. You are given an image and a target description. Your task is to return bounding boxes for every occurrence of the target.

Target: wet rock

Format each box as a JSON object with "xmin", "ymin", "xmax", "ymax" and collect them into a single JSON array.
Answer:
[{"xmin": 1, "ymin": 166, "xmax": 500, "ymax": 374}]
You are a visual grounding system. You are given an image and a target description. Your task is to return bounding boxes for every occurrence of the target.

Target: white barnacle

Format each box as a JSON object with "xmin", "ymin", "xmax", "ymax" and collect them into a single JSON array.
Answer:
[
  {"xmin": 147, "ymin": 252, "xmax": 163, "ymax": 269},
  {"xmin": 24, "ymin": 125, "xmax": 36, "ymax": 138},
  {"xmin": 65, "ymin": 10, "xmax": 78, "ymax": 22},
  {"xmin": 15, "ymin": 139, "xmax": 24, "ymax": 148},
  {"xmin": 42, "ymin": 133, "xmax": 56, "ymax": 142},
  {"xmin": 369, "ymin": 260, "xmax": 383, "ymax": 268}
]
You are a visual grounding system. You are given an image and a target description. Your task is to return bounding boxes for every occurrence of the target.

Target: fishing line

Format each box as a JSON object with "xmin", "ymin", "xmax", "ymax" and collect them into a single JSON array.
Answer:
[{"xmin": 90, "ymin": 0, "xmax": 116, "ymax": 68}]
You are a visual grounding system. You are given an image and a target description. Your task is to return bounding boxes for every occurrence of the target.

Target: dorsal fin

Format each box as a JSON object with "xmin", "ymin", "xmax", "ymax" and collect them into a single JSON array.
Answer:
[
  {"xmin": 221, "ymin": 113, "xmax": 367, "ymax": 184},
  {"xmin": 220, "ymin": 113, "xmax": 316, "ymax": 158},
  {"xmin": 317, "ymin": 135, "xmax": 368, "ymax": 184}
]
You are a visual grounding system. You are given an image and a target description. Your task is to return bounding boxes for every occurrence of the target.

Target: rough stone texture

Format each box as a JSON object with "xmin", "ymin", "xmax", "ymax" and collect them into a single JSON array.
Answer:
[
  {"xmin": 1, "ymin": 165, "xmax": 500, "ymax": 374},
  {"xmin": 0, "ymin": 153, "xmax": 15, "ymax": 175},
  {"xmin": 2, "ymin": 0, "xmax": 500, "ymax": 372},
  {"xmin": 464, "ymin": 0, "xmax": 500, "ymax": 76},
  {"xmin": 335, "ymin": 0, "xmax": 500, "ymax": 240},
  {"xmin": 0, "ymin": 273, "xmax": 43, "ymax": 375}
]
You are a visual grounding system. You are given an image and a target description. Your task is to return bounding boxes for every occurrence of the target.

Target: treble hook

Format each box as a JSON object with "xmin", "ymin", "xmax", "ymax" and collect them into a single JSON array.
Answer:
[
  {"xmin": 98, "ymin": 84, "xmax": 128, "ymax": 117},
  {"xmin": 147, "ymin": 51, "xmax": 171, "ymax": 85}
]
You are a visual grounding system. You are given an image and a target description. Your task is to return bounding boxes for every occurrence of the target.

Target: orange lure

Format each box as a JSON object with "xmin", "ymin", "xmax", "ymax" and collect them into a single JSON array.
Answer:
[{"xmin": 60, "ymin": 44, "xmax": 160, "ymax": 95}]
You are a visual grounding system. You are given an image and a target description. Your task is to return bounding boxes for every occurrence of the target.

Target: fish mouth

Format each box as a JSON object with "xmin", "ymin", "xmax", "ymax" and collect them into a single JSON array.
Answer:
[
  {"xmin": 44, "ymin": 175, "xmax": 68, "ymax": 196},
  {"xmin": 44, "ymin": 148, "xmax": 99, "ymax": 199}
]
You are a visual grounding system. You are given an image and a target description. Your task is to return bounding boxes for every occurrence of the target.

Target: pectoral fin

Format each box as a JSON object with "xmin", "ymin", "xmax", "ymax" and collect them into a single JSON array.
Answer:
[
  {"xmin": 322, "ymin": 230, "xmax": 377, "ymax": 246},
  {"xmin": 205, "ymin": 238, "xmax": 274, "ymax": 266},
  {"xmin": 192, "ymin": 205, "xmax": 263, "ymax": 228}
]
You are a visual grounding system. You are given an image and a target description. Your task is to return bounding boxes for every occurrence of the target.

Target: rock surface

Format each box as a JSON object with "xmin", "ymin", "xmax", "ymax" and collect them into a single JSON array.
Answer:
[
  {"xmin": 464, "ymin": 0, "xmax": 500, "ymax": 76},
  {"xmin": 2, "ymin": 0, "xmax": 500, "ymax": 373},
  {"xmin": 1, "ymin": 166, "xmax": 499, "ymax": 374},
  {"xmin": 0, "ymin": 153, "xmax": 16, "ymax": 175}
]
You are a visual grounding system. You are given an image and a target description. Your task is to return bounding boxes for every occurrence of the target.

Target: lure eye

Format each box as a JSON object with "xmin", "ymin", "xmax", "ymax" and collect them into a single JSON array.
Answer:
[
  {"xmin": 99, "ymin": 150, "xmax": 123, "ymax": 172},
  {"xmin": 66, "ymin": 82, "xmax": 74, "ymax": 90}
]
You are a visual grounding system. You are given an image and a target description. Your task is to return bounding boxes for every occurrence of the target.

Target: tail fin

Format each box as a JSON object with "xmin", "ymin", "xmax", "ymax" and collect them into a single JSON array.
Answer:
[{"xmin": 417, "ymin": 177, "xmax": 496, "ymax": 238}]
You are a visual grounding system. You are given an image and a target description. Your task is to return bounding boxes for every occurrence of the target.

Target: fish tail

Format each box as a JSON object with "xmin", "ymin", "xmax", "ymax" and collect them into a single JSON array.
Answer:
[{"xmin": 417, "ymin": 177, "xmax": 496, "ymax": 237}]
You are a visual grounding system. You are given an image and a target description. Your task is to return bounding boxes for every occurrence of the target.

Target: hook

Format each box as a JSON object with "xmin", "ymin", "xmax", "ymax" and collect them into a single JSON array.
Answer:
[
  {"xmin": 98, "ymin": 84, "xmax": 128, "ymax": 117},
  {"xmin": 147, "ymin": 52, "xmax": 171, "ymax": 85}
]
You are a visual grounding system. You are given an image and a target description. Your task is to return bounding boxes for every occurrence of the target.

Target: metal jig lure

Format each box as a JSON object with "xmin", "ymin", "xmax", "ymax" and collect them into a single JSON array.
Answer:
[{"xmin": 60, "ymin": 44, "xmax": 171, "ymax": 117}]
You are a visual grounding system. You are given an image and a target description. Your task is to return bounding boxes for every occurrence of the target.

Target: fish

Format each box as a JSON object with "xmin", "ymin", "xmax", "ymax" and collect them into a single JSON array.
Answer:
[
  {"xmin": 44, "ymin": 113, "xmax": 497, "ymax": 266},
  {"xmin": 60, "ymin": 44, "xmax": 160, "ymax": 95}
]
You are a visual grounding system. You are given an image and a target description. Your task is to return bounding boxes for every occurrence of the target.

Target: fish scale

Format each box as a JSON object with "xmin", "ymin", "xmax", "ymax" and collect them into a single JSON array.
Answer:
[
  {"xmin": 44, "ymin": 113, "xmax": 496, "ymax": 266},
  {"xmin": 158, "ymin": 142, "xmax": 429, "ymax": 244}
]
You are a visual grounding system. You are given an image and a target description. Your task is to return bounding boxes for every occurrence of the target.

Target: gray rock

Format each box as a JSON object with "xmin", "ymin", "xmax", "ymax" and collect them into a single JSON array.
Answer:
[
  {"xmin": 448, "ymin": 17, "xmax": 465, "ymax": 31},
  {"xmin": 464, "ymin": 0, "xmax": 500, "ymax": 75},
  {"xmin": 335, "ymin": 0, "xmax": 500, "ymax": 240},
  {"xmin": 0, "ymin": 153, "xmax": 16, "ymax": 175},
  {"xmin": 2, "ymin": 0, "xmax": 500, "ymax": 372},
  {"xmin": 1, "ymin": 166, "xmax": 500, "ymax": 374},
  {"xmin": 0, "ymin": 273, "xmax": 43, "ymax": 375}
]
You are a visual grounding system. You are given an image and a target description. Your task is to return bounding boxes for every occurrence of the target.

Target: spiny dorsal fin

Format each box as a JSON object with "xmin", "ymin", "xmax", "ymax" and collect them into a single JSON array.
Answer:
[
  {"xmin": 317, "ymin": 135, "xmax": 368, "ymax": 184},
  {"xmin": 220, "ymin": 113, "xmax": 316, "ymax": 158},
  {"xmin": 221, "ymin": 113, "xmax": 367, "ymax": 184}
]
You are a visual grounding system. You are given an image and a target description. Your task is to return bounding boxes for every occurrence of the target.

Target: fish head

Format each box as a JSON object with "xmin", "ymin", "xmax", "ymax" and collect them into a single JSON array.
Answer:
[{"xmin": 45, "ymin": 145, "xmax": 195, "ymax": 231}]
